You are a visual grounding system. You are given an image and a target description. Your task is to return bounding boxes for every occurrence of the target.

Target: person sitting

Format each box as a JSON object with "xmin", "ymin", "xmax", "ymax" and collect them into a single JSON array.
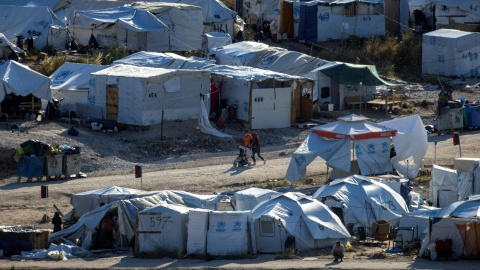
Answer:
[{"xmin": 332, "ymin": 241, "xmax": 344, "ymax": 262}]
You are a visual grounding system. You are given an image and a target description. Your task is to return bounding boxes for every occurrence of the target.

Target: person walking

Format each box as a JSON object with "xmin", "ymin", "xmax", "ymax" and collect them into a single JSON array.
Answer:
[
  {"xmin": 244, "ymin": 129, "xmax": 252, "ymax": 155},
  {"xmin": 250, "ymin": 130, "xmax": 266, "ymax": 165},
  {"xmin": 332, "ymin": 241, "xmax": 345, "ymax": 262},
  {"xmin": 52, "ymin": 212, "xmax": 63, "ymax": 233}
]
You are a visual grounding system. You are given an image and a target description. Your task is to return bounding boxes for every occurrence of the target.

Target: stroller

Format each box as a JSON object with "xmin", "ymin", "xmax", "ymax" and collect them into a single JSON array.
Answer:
[{"xmin": 233, "ymin": 146, "xmax": 252, "ymax": 167}]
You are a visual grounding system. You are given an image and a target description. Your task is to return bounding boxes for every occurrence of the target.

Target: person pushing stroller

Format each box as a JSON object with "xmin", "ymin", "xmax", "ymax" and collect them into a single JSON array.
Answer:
[{"xmin": 250, "ymin": 130, "xmax": 266, "ymax": 165}]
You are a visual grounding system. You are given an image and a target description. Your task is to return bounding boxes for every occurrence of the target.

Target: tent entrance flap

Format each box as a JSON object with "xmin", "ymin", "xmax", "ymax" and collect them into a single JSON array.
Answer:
[{"xmin": 106, "ymin": 84, "xmax": 119, "ymax": 121}]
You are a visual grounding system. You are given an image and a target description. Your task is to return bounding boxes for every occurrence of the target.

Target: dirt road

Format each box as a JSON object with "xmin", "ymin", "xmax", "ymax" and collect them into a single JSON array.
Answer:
[{"xmin": 1, "ymin": 130, "xmax": 480, "ymax": 228}]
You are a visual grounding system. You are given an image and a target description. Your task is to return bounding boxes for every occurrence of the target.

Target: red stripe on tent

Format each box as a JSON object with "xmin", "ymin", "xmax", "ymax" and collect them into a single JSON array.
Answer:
[
  {"xmin": 352, "ymin": 130, "xmax": 397, "ymax": 140},
  {"xmin": 312, "ymin": 130, "xmax": 350, "ymax": 139},
  {"xmin": 312, "ymin": 130, "xmax": 397, "ymax": 140}
]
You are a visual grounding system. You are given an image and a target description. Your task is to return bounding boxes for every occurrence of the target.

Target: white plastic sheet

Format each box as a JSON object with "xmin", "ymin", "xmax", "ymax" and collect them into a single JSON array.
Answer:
[
  {"xmin": 206, "ymin": 211, "xmax": 250, "ymax": 255},
  {"xmin": 432, "ymin": 165, "xmax": 458, "ymax": 208},
  {"xmin": 457, "ymin": 172, "xmax": 474, "ymax": 201},
  {"xmin": 354, "ymin": 138, "xmax": 392, "ymax": 175},
  {"xmin": 198, "ymin": 99, "xmax": 232, "ymax": 138},
  {"xmin": 231, "ymin": 187, "xmax": 280, "ymax": 211},
  {"xmin": 381, "ymin": 115, "xmax": 427, "ymax": 179},
  {"xmin": 187, "ymin": 209, "xmax": 210, "ymax": 255}
]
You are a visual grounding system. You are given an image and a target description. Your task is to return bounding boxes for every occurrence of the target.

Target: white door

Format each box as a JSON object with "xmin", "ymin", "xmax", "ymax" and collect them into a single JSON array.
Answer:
[{"xmin": 251, "ymin": 87, "xmax": 291, "ymax": 129}]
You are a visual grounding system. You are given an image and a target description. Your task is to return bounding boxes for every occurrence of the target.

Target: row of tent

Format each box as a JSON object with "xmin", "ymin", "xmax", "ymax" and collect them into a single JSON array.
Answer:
[
  {"xmin": 0, "ymin": 1, "xmax": 239, "ymax": 52},
  {"xmin": 51, "ymin": 176, "xmax": 411, "ymax": 254},
  {"xmin": 52, "ymin": 174, "xmax": 480, "ymax": 259}
]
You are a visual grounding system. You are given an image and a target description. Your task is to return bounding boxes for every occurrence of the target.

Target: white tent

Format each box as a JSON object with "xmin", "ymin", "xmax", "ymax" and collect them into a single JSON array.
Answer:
[
  {"xmin": 0, "ymin": 5, "xmax": 68, "ymax": 51},
  {"xmin": 0, "ymin": 33, "xmax": 23, "ymax": 61},
  {"xmin": 70, "ymin": 186, "xmax": 156, "ymax": 219},
  {"xmin": 161, "ymin": 0, "xmax": 239, "ymax": 39},
  {"xmin": 431, "ymin": 165, "xmax": 458, "ymax": 208},
  {"xmin": 50, "ymin": 62, "xmax": 108, "ymax": 116},
  {"xmin": 136, "ymin": 204, "xmax": 190, "ymax": 253},
  {"xmin": 129, "ymin": 2, "xmax": 204, "ymax": 51},
  {"xmin": 251, "ymin": 192, "xmax": 351, "ymax": 253},
  {"xmin": 89, "ymin": 64, "xmax": 211, "ymax": 125},
  {"xmin": 419, "ymin": 198, "xmax": 480, "ymax": 259},
  {"xmin": 202, "ymin": 32, "xmax": 232, "ymax": 55},
  {"xmin": 51, "ymin": 195, "xmax": 166, "ymax": 249},
  {"xmin": 69, "ymin": 7, "xmax": 169, "ymax": 51},
  {"xmin": 312, "ymin": 175, "xmax": 409, "ymax": 234},
  {"xmin": 206, "ymin": 211, "xmax": 251, "ymax": 255},
  {"xmin": 231, "ymin": 187, "xmax": 281, "ymax": 211},
  {"xmin": 422, "ymin": 29, "xmax": 480, "ymax": 77},
  {"xmin": 114, "ymin": 51, "xmax": 215, "ymax": 69},
  {"xmin": 0, "ymin": 61, "xmax": 51, "ymax": 103}
]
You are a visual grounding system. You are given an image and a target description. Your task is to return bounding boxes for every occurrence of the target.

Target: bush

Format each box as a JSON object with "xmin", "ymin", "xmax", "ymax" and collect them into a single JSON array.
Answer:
[{"xmin": 33, "ymin": 53, "xmax": 67, "ymax": 76}]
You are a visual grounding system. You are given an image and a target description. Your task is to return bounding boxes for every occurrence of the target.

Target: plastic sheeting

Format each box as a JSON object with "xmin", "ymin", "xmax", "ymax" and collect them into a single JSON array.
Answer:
[
  {"xmin": 397, "ymin": 208, "xmax": 439, "ymax": 242},
  {"xmin": 210, "ymin": 41, "xmax": 271, "ymax": 66},
  {"xmin": 251, "ymin": 192, "xmax": 350, "ymax": 252},
  {"xmin": 198, "ymin": 99, "xmax": 232, "ymax": 138},
  {"xmin": 231, "ymin": 187, "xmax": 280, "ymax": 210},
  {"xmin": 206, "ymin": 211, "xmax": 250, "ymax": 255},
  {"xmin": 435, "ymin": 197, "xmax": 480, "ymax": 219},
  {"xmin": 431, "ymin": 165, "xmax": 458, "ymax": 208},
  {"xmin": 202, "ymin": 32, "xmax": 232, "ymax": 53},
  {"xmin": 137, "ymin": 204, "xmax": 190, "ymax": 253},
  {"xmin": 0, "ymin": 60, "xmax": 51, "ymax": 103},
  {"xmin": 381, "ymin": 114, "xmax": 427, "ymax": 179},
  {"xmin": 0, "ymin": 32, "xmax": 23, "ymax": 59},
  {"xmin": 0, "ymin": 5, "xmax": 68, "ymax": 51},
  {"xmin": 299, "ymin": 3, "xmax": 317, "ymax": 45},
  {"xmin": 285, "ymin": 133, "xmax": 351, "ymax": 184},
  {"xmin": 187, "ymin": 209, "xmax": 210, "ymax": 255},
  {"xmin": 312, "ymin": 175, "xmax": 409, "ymax": 231}
]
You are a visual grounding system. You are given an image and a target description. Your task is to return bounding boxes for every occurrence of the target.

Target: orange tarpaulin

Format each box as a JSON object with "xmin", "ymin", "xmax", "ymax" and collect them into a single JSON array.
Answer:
[{"xmin": 279, "ymin": 1, "xmax": 294, "ymax": 38}]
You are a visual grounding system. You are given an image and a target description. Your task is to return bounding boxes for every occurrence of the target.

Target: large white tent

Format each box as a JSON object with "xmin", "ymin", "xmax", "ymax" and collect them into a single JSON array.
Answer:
[
  {"xmin": 286, "ymin": 114, "xmax": 427, "ymax": 183},
  {"xmin": 251, "ymin": 192, "xmax": 351, "ymax": 253},
  {"xmin": 312, "ymin": 175, "xmax": 409, "ymax": 234},
  {"xmin": 231, "ymin": 187, "xmax": 281, "ymax": 211},
  {"xmin": 89, "ymin": 64, "xmax": 211, "ymax": 125},
  {"xmin": 0, "ymin": 61, "xmax": 51, "ymax": 103},
  {"xmin": 50, "ymin": 62, "xmax": 108, "ymax": 116},
  {"xmin": 136, "ymin": 204, "xmax": 190, "ymax": 253},
  {"xmin": 129, "ymin": 2, "xmax": 204, "ymax": 52},
  {"xmin": 431, "ymin": 165, "xmax": 459, "ymax": 208},
  {"xmin": 0, "ymin": 5, "xmax": 68, "ymax": 51},
  {"xmin": 51, "ymin": 195, "xmax": 166, "ymax": 249},
  {"xmin": 69, "ymin": 7, "xmax": 169, "ymax": 51}
]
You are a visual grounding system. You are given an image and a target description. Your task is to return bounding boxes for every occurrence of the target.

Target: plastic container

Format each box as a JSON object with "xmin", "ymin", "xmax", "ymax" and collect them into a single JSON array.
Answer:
[
  {"xmin": 44, "ymin": 155, "xmax": 63, "ymax": 177},
  {"xmin": 465, "ymin": 105, "xmax": 480, "ymax": 128},
  {"xmin": 16, "ymin": 156, "xmax": 44, "ymax": 178},
  {"xmin": 63, "ymin": 154, "xmax": 80, "ymax": 176},
  {"xmin": 328, "ymin": 104, "xmax": 334, "ymax": 111}
]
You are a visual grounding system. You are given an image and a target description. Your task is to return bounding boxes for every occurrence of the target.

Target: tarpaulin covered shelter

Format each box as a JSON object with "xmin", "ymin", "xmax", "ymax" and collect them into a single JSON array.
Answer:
[
  {"xmin": 51, "ymin": 196, "xmax": 167, "ymax": 250},
  {"xmin": 310, "ymin": 62, "xmax": 399, "ymax": 109},
  {"xmin": 434, "ymin": 0, "xmax": 480, "ymax": 32},
  {"xmin": 422, "ymin": 29, "xmax": 480, "ymax": 77},
  {"xmin": 250, "ymin": 192, "xmax": 351, "ymax": 253},
  {"xmin": 136, "ymin": 204, "xmax": 190, "ymax": 254},
  {"xmin": 0, "ymin": 5, "xmax": 68, "ymax": 51},
  {"xmin": 0, "ymin": 61, "xmax": 51, "ymax": 103},
  {"xmin": 0, "ymin": 33, "xmax": 23, "ymax": 61},
  {"xmin": 69, "ymin": 7, "xmax": 169, "ymax": 51},
  {"xmin": 129, "ymin": 2, "xmax": 204, "ymax": 51},
  {"xmin": 162, "ymin": 0, "xmax": 240, "ymax": 39},
  {"xmin": 209, "ymin": 41, "xmax": 273, "ymax": 66},
  {"xmin": 231, "ymin": 187, "xmax": 281, "ymax": 211},
  {"xmin": 396, "ymin": 207, "xmax": 439, "ymax": 243},
  {"xmin": 50, "ymin": 62, "xmax": 108, "ymax": 116},
  {"xmin": 312, "ymin": 175, "xmax": 409, "ymax": 234},
  {"xmin": 419, "ymin": 197, "xmax": 480, "ymax": 259},
  {"xmin": 88, "ymin": 64, "xmax": 211, "ymax": 125}
]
